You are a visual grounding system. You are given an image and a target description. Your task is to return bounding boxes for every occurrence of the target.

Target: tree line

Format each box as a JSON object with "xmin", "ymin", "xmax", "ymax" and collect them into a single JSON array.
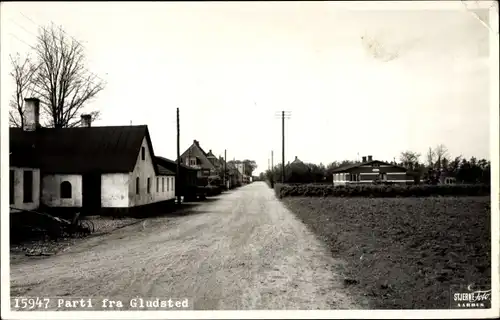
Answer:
[
  {"xmin": 9, "ymin": 24, "xmax": 105, "ymax": 129},
  {"xmin": 259, "ymin": 144, "xmax": 490, "ymax": 185}
]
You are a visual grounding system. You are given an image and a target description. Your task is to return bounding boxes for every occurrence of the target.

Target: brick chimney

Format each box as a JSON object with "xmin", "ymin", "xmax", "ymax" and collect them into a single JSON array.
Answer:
[
  {"xmin": 367, "ymin": 155, "xmax": 373, "ymax": 162},
  {"xmin": 24, "ymin": 98, "xmax": 40, "ymax": 131},
  {"xmin": 362, "ymin": 156, "xmax": 367, "ymax": 162},
  {"xmin": 295, "ymin": 156, "xmax": 298, "ymax": 160},
  {"xmin": 81, "ymin": 114, "xmax": 92, "ymax": 127},
  {"xmin": 193, "ymin": 140, "xmax": 199, "ymax": 146}
]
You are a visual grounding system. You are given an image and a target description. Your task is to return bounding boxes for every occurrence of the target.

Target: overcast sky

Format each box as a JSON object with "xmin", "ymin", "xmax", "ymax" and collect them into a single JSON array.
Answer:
[{"xmin": 1, "ymin": 1, "xmax": 495, "ymax": 174}]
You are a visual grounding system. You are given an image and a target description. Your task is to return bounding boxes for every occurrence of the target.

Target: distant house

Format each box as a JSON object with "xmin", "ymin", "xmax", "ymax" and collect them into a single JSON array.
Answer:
[
  {"xmin": 9, "ymin": 97, "xmax": 175, "ymax": 216},
  {"xmin": 441, "ymin": 176, "xmax": 456, "ymax": 185},
  {"xmin": 155, "ymin": 156, "xmax": 199, "ymax": 199},
  {"xmin": 287, "ymin": 156, "xmax": 312, "ymax": 183},
  {"xmin": 234, "ymin": 161, "xmax": 251, "ymax": 184},
  {"xmin": 180, "ymin": 140, "xmax": 216, "ymax": 178},
  {"xmin": 331, "ymin": 155, "xmax": 412, "ymax": 185},
  {"xmin": 224, "ymin": 161, "xmax": 241, "ymax": 189},
  {"xmin": 155, "ymin": 163, "xmax": 176, "ymax": 202}
]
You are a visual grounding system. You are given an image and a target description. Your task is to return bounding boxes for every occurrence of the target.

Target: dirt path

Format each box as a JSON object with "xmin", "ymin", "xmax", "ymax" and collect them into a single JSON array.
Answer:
[{"xmin": 10, "ymin": 182, "xmax": 362, "ymax": 310}]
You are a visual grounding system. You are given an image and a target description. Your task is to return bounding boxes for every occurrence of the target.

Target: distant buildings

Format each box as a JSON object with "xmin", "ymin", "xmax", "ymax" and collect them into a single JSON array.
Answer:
[
  {"xmin": 331, "ymin": 155, "xmax": 412, "ymax": 185},
  {"xmin": 180, "ymin": 140, "xmax": 250, "ymax": 188},
  {"xmin": 9, "ymin": 98, "xmax": 252, "ymax": 218}
]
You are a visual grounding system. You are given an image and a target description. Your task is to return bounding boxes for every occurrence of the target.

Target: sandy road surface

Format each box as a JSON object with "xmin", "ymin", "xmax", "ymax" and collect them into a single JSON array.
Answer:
[{"xmin": 10, "ymin": 182, "xmax": 361, "ymax": 310}]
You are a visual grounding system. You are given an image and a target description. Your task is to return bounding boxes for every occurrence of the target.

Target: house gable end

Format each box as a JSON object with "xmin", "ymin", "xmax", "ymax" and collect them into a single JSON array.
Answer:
[{"xmin": 180, "ymin": 143, "xmax": 215, "ymax": 170}]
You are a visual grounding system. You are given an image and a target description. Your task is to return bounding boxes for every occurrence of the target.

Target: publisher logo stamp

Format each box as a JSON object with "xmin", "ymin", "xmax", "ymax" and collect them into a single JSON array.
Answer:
[{"xmin": 450, "ymin": 284, "xmax": 491, "ymax": 309}]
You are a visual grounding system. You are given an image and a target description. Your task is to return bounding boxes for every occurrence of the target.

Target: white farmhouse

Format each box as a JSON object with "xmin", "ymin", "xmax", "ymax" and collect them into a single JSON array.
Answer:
[{"xmin": 9, "ymin": 98, "xmax": 175, "ymax": 216}]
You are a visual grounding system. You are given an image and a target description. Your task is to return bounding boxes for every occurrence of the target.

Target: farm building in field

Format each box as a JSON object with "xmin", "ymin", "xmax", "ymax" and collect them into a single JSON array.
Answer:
[
  {"xmin": 9, "ymin": 98, "xmax": 175, "ymax": 216},
  {"xmin": 331, "ymin": 155, "xmax": 412, "ymax": 185}
]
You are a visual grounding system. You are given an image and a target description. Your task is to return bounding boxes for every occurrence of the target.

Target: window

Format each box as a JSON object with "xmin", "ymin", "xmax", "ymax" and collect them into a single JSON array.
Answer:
[
  {"xmin": 60, "ymin": 181, "xmax": 72, "ymax": 198},
  {"xmin": 172, "ymin": 178, "xmax": 174, "ymax": 191},
  {"xmin": 141, "ymin": 147, "xmax": 145, "ymax": 160},
  {"xmin": 10, "ymin": 170, "xmax": 14, "ymax": 204},
  {"xmin": 167, "ymin": 177, "xmax": 170, "ymax": 191},
  {"xmin": 156, "ymin": 177, "xmax": 159, "ymax": 193},
  {"xmin": 147, "ymin": 177, "xmax": 151, "ymax": 194},
  {"xmin": 23, "ymin": 170, "xmax": 33, "ymax": 203},
  {"xmin": 136, "ymin": 177, "xmax": 140, "ymax": 194},
  {"xmin": 162, "ymin": 178, "xmax": 165, "ymax": 192},
  {"xmin": 190, "ymin": 159, "xmax": 196, "ymax": 166}
]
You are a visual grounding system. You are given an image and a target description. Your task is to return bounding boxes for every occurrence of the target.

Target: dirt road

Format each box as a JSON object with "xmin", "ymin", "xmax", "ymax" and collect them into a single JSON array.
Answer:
[{"xmin": 10, "ymin": 182, "xmax": 362, "ymax": 310}]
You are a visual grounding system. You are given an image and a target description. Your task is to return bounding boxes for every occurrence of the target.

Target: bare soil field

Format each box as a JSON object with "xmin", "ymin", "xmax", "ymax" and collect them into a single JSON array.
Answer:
[{"xmin": 281, "ymin": 196, "xmax": 491, "ymax": 309}]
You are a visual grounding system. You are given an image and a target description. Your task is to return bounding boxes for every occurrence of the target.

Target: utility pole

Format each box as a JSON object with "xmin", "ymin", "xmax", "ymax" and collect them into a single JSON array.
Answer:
[
  {"xmin": 282, "ymin": 111, "xmax": 285, "ymax": 183},
  {"xmin": 271, "ymin": 150, "xmax": 274, "ymax": 172},
  {"xmin": 271, "ymin": 149, "xmax": 274, "ymax": 181},
  {"xmin": 275, "ymin": 111, "xmax": 291, "ymax": 183},
  {"xmin": 271, "ymin": 150, "xmax": 274, "ymax": 187},
  {"xmin": 224, "ymin": 149, "xmax": 227, "ymax": 189},
  {"xmin": 176, "ymin": 108, "xmax": 181, "ymax": 205}
]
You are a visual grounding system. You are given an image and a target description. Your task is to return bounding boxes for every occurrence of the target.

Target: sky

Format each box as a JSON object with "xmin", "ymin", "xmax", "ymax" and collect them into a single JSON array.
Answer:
[{"xmin": 1, "ymin": 1, "xmax": 496, "ymax": 175}]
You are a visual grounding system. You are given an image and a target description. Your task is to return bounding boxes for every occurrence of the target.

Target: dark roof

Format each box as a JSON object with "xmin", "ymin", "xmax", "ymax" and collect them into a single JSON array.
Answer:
[
  {"xmin": 180, "ymin": 140, "xmax": 215, "ymax": 170},
  {"xmin": 331, "ymin": 160, "xmax": 407, "ymax": 173},
  {"xmin": 9, "ymin": 125, "xmax": 159, "ymax": 175},
  {"xmin": 155, "ymin": 156, "xmax": 198, "ymax": 172},
  {"xmin": 291, "ymin": 156, "xmax": 309, "ymax": 167},
  {"xmin": 206, "ymin": 150, "xmax": 216, "ymax": 158},
  {"xmin": 157, "ymin": 163, "xmax": 175, "ymax": 176}
]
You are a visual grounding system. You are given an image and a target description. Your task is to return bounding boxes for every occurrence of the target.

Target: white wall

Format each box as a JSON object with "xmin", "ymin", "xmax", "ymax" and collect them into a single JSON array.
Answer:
[
  {"xmin": 9, "ymin": 167, "xmax": 40, "ymax": 211},
  {"xmin": 102, "ymin": 173, "xmax": 129, "ymax": 207},
  {"xmin": 154, "ymin": 175, "xmax": 175, "ymax": 202},
  {"xmin": 128, "ymin": 137, "xmax": 157, "ymax": 206},
  {"xmin": 128, "ymin": 138, "xmax": 175, "ymax": 207},
  {"xmin": 41, "ymin": 174, "xmax": 82, "ymax": 207}
]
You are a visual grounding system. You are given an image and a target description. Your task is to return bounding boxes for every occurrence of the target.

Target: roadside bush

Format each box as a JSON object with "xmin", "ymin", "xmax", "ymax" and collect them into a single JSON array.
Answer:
[{"xmin": 274, "ymin": 183, "xmax": 490, "ymax": 198}]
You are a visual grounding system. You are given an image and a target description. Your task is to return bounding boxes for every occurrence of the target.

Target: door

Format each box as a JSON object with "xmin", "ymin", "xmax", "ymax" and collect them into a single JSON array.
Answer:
[{"xmin": 82, "ymin": 173, "xmax": 101, "ymax": 212}]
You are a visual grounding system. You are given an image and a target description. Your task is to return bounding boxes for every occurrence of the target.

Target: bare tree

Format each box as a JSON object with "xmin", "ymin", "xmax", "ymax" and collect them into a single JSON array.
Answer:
[
  {"xmin": 399, "ymin": 151, "xmax": 421, "ymax": 171},
  {"xmin": 426, "ymin": 147, "xmax": 436, "ymax": 167},
  {"xmin": 434, "ymin": 144, "xmax": 449, "ymax": 170},
  {"xmin": 8, "ymin": 54, "xmax": 39, "ymax": 128},
  {"xmin": 31, "ymin": 24, "xmax": 105, "ymax": 128}
]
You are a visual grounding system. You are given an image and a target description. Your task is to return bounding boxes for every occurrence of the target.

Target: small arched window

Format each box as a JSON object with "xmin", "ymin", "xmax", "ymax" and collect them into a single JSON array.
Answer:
[{"xmin": 60, "ymin": 181, "xmax": 72, "ymax": 199}]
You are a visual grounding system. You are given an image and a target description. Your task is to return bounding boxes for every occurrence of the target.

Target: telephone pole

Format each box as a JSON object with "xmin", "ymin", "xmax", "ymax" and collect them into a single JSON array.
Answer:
[
  {"xmin": 176, "ymin": 108, "xmax": 181, "ymax": 205},
  {"xmin": 224, "ymin": 149, "xmax": 227, "ymax": 189},
  {"xmin": 271, "ymin": 150, "xmax": 274, "ymax": 172},
  {"xmin": 275, "ymin": 111, "xmax": 291, "ymax": 183}
]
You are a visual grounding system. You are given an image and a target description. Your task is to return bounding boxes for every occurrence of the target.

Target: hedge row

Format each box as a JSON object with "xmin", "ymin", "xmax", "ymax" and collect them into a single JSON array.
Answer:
[{"xmin": 274, "ymin": 183, "xmax": 490, "ymax": 198}]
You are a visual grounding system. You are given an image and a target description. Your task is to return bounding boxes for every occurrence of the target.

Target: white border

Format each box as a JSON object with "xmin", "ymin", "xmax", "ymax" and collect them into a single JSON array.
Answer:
[
  {"xmin": 488, "ymin": 0, "xmax": 500, "ymax": 316},
  {"xmin": 1, "ymin": 1, "xmax": 499, "ymax": 319}
]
